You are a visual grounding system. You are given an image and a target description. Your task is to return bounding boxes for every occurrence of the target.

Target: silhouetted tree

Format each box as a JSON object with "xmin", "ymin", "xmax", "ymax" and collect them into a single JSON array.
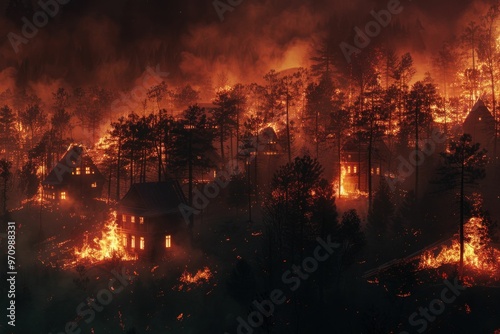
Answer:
[
  {"xmin": 438, "ymin": 133, "xmax": 488, "ymax": 275},
  {"xmin": 367, "ymin": 178, "xmax": 394, "ymax": 241},
  {"xmin": 169, "ymin": 105, "xmax": 217, "ymax": 232},
  {"xmin": 404, "ymin": 80, "xmax": 438, "ymax": 199},
  {"xmin": 339, "ymin": 209, "xmax": 366, "ymax": 266},
  {"xmin": 19, "ymin": 101, "xmax": 46, "ymax": 150},
  {"xmin": 0, "ymin": 159, "xmax": 13, "ymax": 216},
  {"xmin": 18, "ymin": 160, "xmax": 39, "ymax": 200},
  {"xmin": 0, "ymin": 105, "xmax": 18, "ymax": 160},
  {"xmin": 172, "ymin": 84, "xmax": 199, "ymax": 110}
]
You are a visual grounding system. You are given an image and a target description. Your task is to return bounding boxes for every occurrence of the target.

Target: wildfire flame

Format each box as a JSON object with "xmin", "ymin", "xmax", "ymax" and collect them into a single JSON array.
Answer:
[
  {"xmin": 419, "ymin": 217, "xmax": 500, "ymax": 278},
  {"xmin": 73, "ymin": 211, "xmax": 136, "ymax": 264},
  {"xmin": 176, "ymin": 267, "xmax": 213, "ymax": 291},
  {"xmin": 339, "ymin": 165, "xmax": 347, "ymax": 196},
  {"xmin": 180, "ymin": 267, "xmax": 212, "ymax": 285}
]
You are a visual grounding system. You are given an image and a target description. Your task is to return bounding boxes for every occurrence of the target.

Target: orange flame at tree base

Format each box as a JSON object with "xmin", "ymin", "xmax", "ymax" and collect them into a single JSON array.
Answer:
[{"xmin": 419, "ymin": 217, "xmax": 500, "ymax": 280}]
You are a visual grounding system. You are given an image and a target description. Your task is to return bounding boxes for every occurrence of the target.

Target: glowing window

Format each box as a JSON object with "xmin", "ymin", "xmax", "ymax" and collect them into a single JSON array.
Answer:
[
  {"xmin": 75, "ymin": 167, "xmax": 81, "ymax": 175},
  {"xmin": 122, "ymin": 215, "xmax": 127, "ymax": 222},
  {"xmin": 131, "ymin": 216, "xmax": 135, "ymax": 223},
  {"xmin": 91, "ymin": 182, "xmax": 97, "ymax": 188},
  {"xmin": 131, "ymin": 236, "xmax": 136, "ymax": 248},
  {"xmin": 140, "ymin": 237, "xmax": 145, "ymax": 250},
  {"xmin": 52, "ymin": 193, "xmax": 55, "ymax": 199},
  {"xmin": 479, "ymin": 117, "xmax": 482, "ymax": 121},
  {"xmin": 353, "ymin": 166, "xmax": 357, "ymax": 174},
  {"xmin": 85, "ymin": 167, "xmax": 91, "ymax": 174},
  {"xmin": 165, "ymin": 235, "xmax": 171, "ymax": 248},
  {"xmin": 60, "ymin": 192, "xmax": 66, "ymax": 200},
  {"xmin": 347, "ymin": 166, "xmax": 351, "ymax": 174},
  {"xmin": 122, "ymin": 234, "xmax": 127, "ymax": 247},
  {"xmin": 139, "ymin": 217, "xmax": 144, "ymax": 224},
  {"xmin": 376, "ymin": 167, "xmax": 380, "ymax": 175}
]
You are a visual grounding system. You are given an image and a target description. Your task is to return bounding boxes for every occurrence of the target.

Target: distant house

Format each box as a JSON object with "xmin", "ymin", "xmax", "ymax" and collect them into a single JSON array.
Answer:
[
  {"xmin": 117, "ymin": 181, "xmax": 187, "ymax": 260},
  {"xmin": 42, "ymin": 145, "xmax": 105, "ymax": 203},
  {"xmin": 463, "ymin": 99, "xmax": 496, "ymax": 151},
  {"xmin": 256, "ymin": 126, "xmax": 281, "ymax": 156},
  {"xmin": 341, "ymin": 138, "xmax": 390, "ymax": 194},
  {"xmin": 243, "ymin": 126, "xmax": 284, "ymax": 186}
]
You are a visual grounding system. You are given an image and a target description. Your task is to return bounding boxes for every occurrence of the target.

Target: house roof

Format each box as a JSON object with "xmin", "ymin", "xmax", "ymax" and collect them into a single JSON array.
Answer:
[
  {"xmin": 42, "ymin": 144, "xmax": 104, "ymax": 185},
  {"xmin": 342, "ymin": 137, "xmax": 389, "ymax": 153},
  {"xmin": 464, "ymin": 99, "xmax": 495, "ymax": 125},
  {"xmin": 463, "ymin": 99, "xmax": 495, "ymax": 146},
  {"xmin": 118, "ymin": 180, "xmax": 187, "ymax": 217}
]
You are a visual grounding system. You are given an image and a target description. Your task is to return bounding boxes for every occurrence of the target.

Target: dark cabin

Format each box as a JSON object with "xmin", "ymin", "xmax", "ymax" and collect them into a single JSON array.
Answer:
[
  {"xmin": 117, "ymin": 181, "xmax": 187, "ymax": 260},
  {"xmin": 42, "ymin": 145, "xmax": 105, "ymax": 203},
  {"xmin": 246, "ymin": 126, "xmax": 283, "ymax": 188},
  {"xmin": 463, "ymin": 99, "xmax": 496, "ymax": 152},
  {"xmin": 341, "ymin": 138, "xmax": 390, "ymax": 194}
]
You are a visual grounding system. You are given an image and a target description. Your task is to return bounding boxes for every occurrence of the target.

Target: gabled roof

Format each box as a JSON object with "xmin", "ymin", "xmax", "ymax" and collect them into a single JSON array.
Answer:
[
  {"xmin": 118, "ymin": 181, "xmax": 187, "ymax": 217},
  {"xmin": 42, "ymin": 144, "xmax": 104, "ymax": 185},
  {"xmin": 259, "ymin": 127, "xmax": 279, "ymax": 144},
  {"xmin": 463, "ymin": 99, "xmax": 495, "ymax": 144},
  {"xmin": 465, "ymin": 99, "xmax": 495, "ymax": 122},
  {"xmin": 342, "ymin": 137, "xmax": 389, "ymax": 154}
]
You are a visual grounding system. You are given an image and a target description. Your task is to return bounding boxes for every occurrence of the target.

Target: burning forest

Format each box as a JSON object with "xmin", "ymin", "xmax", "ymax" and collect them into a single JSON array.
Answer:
[{"xmin": 1, "ymin": 0, "xmax": 500, "ymax": 333}]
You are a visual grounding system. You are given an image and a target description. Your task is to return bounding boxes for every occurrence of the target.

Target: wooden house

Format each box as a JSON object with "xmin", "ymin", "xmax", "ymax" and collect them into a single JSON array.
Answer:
[
  {"xmin": 117, "ymin": 181, "xmax": 187, "ymax": 260},
  {"xmin": 341, "ymin": 138, "xmax": 390, "ymax": 194},
  {"xmin": 463, "ymin": 99, "xmax": 496, "ymax": 152},
  {"xmin": 42, "ymin": 145, "xmax": 105, "ymax": 203}
]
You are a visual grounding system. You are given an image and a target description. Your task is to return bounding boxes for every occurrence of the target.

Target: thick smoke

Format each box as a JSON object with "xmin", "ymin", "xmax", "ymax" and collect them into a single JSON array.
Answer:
[{"xmin": 0, "ymin": 0, "xmax": 492, "ymax": 101}]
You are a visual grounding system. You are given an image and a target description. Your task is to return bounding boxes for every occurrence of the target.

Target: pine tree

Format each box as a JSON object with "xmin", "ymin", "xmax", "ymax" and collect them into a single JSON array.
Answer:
[{"xmin": 438, "ymin": 134, "xmax": 488, "ymax": 275}]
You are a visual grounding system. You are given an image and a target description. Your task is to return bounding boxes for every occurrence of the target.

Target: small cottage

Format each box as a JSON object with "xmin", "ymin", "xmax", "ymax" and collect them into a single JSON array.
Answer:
[
  {"xmin": 42, "ymin": 145, "xmax": 105, "ymax": 203},
  {"xmin": 463, "ymin": 99, "xmax": 496, "ymax": 152},
  {"xmin": 341, "ymin": 138, "xmax": 390, "ymax": 194},
  {"xmin": 117, "ymin": 181, "xmax": 187, "ymax": 260}
]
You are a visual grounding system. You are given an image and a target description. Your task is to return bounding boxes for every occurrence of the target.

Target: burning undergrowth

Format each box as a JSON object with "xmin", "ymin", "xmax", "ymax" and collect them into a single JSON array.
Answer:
[
  {"xmin": 175, "ymin": 267, "xmax": 214, "ymax": 292},
  {"xmin": 67, "ymin": 210, "xmax": 136, "ymax": 268},
  {"xmin": 419, "ymin": 217, "xmax": 500, "ymax": 285}
]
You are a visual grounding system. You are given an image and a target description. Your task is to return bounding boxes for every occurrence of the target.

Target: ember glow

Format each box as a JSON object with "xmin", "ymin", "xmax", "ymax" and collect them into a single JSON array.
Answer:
[
  {"xmin": 419, "ymin": 217, "xmax": 500, "ymax": 278},
  {"xmin": 179, "ymin": 267, "xmax": 213, "ymax": 286}
]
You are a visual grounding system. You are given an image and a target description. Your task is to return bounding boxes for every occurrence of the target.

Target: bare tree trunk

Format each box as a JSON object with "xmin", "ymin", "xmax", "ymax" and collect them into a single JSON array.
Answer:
[
  {"xmin": 188, "ymin": 129, "xmax": 194, "ymax": 240},
  {"xmin": 116, "ymin": 139, "xmax": 121, "ymax": 200},
  {"xmin": 459, "ymin": 154, "xmax": 465, "ymax": 277},
  {"xmin": 220, "ymin": 125, "xmax": 225, "ymax": 168},
  {"xmin": 338, "ymin": 134, "xmax": 342, "ymax": 198},
  {"xmin": 286, "ymin": 95, "xmax": 292, "ymax": 163},
  {"xmin": 415, "ymin": 105, "xmax": 420, "ymax": 200}
]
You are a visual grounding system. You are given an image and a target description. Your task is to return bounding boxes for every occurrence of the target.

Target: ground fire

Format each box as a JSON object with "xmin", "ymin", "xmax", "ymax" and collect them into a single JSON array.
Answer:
[
  {"xmin": 71, "ymin": 211, "xmax": 136, "ymax": 266},
  {"xmin": 419, "ymin": 217, "xmax": 500, "ymax": 280}
]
